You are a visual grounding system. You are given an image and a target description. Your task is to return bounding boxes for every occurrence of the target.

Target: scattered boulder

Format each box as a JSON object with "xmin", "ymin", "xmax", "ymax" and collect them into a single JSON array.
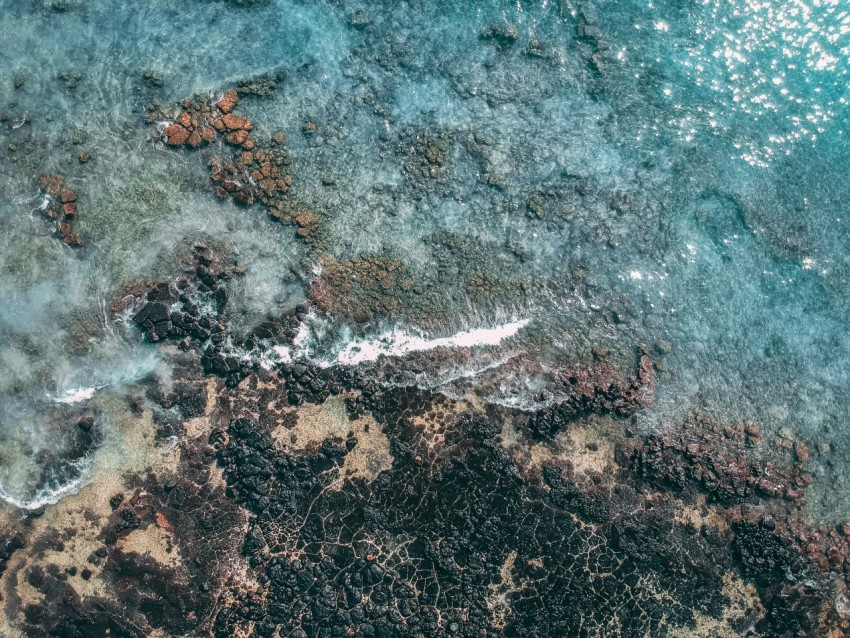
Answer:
[{"xmin": 142, "ymin": 70, "xmax": 164, "ymax": 87}]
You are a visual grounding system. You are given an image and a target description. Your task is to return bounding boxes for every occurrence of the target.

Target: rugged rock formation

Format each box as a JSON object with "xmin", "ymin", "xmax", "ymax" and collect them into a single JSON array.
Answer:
[
  {"xmin": 526, "ymin": 352, "xmax": 655, "ymax": 439},
  {"xmin": 5, "ymin": 287, "xmax": 850, "ymax": 636},
  {"xmin": 152, "ymin": 91, "xmax": 254, "ymax": 151}
]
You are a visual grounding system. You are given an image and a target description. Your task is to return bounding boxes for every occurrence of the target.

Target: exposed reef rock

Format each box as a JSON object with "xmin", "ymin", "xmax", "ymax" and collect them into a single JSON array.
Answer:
[
  {"xmin": 36, "ymin": 174, "xmax": 82, "ymax": 246},
  {"xmin": 526, "ymin": 352, "xmax": 655, "ymax": 439},
  {"xmin": 6, "ymin": 330, "xmax": 848, "ymax": 636},
  {"xmin": 5, "ymin": 278, "xmax": 850, "ymax": 637},
  {"xmin": 624, "ymin": 412, "xmax": 812, "ymax": 504},
  {"xmin": 149, "ymin": 91, "xmax": 253, "ymax": 151}
]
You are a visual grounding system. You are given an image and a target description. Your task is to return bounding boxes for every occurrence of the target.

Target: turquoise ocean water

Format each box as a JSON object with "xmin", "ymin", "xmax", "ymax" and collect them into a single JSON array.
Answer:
[{"xmin": 0, "ymin": 0, "xmax": 848, "ymax": 517}]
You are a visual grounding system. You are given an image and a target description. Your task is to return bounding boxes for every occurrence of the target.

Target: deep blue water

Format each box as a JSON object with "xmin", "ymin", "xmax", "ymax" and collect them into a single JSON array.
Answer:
[{"xmin": 0, "ymin": 0, "xmax": 849, "ymax": 516}]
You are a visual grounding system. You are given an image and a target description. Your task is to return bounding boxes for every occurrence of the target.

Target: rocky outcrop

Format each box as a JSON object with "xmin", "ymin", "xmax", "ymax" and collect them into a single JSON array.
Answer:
[
  {"xmin": 148, "ymin": 91, "xmax": 294, "ymax": 225},
  {"xmin": 37, "ymin": 174, "xmax": 82, "ymax": 246},
  {"xmin": 209, "ymin": 146, "xmax": 291, "ymax": 207},
  {"xmin": 526, "ymin": 352, "xmax": 655, "ymax": 439},
  {"xmin": 152, "ymin": 91, "xmax": 254, "ymax": 151},
  {"xmin": 8, "ymin": 313, "xmax": 850, "ymax": 637}
]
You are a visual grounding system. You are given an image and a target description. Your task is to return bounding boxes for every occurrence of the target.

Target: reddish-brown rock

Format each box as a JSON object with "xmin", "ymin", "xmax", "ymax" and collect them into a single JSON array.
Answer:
[
  {"xmin": 200, "ymin": 126, "xmax": 216, "ymax": 142},
  {"xmin": 221, "ymin": 113, "xmax": 252, "ymax": 131},
  {"xmin": 225, "ymin": 130, "xmax": 249, "ymax": 145},
  {"xmin": 37, "ymin": 174, "xmax": 83, "ymax": 247},
  {"xmin": 217, "ymin": 90, "xmax": 238, "ymax": 114},
  {"xmin": 163, "ymin": 124, "xmax": 189, "ymax": 146},
  {"xmin": 233, "ymin": 190, "xmax": 254, "ymax": 205}
]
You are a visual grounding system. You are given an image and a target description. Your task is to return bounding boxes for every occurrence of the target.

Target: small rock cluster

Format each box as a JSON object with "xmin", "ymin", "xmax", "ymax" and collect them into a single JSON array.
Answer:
[
  {"xmin": 209, "ymin": 146, "xmax": 291, "ymax": 206},
  {"xmin": 157, "ymin": 91, "xmax": 253, "ymax": 150},
  {"xmin": 576, "ymin": 7, "xmax": 610, "ymax": 74},
  {"xmin": 131, "ymin": 245, "xmax": 231, "ymax": 345},
  {"xmin": 149, "ymin": 90, "xmax": 294, "ymax": 220},
  {"xmin": 36, "ymin": 174, "xmax": 82, "ymax": 246}
]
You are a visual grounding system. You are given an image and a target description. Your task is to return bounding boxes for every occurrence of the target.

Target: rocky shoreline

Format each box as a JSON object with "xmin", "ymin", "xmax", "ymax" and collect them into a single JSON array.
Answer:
[
  {"xmin": 0, "ymin": 39, "xmax": 848, "ymax": 636},
  {"xmin": 1, "ymin": 235, "xmax": 849, "ymax": 636}
]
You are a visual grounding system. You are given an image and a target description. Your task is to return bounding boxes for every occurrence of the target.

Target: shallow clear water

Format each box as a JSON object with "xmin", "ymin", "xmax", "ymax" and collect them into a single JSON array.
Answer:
[{"xmin": 0, "ymin": 0, "xmax": 849, "ymax": 517}]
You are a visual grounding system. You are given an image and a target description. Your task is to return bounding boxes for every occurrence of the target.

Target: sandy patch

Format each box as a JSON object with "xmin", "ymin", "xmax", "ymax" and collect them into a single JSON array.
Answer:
[
  {"xmin": 273, "ymin": 395, "xmax": 392, "ymax": 487},
  {"xmin": 117, "ymin": 524, "xmax": 179, "ymax": 568}
]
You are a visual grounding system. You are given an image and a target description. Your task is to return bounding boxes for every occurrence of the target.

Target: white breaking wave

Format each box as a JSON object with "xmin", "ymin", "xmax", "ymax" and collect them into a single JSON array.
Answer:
[
  {"xmin": 51, "ymin": 386, "xmax": 102, "ymax": 404},
  {"xmin": 260, "ymin": 318, "xmax": 531, "ymax": 369},
  {"xmin": 333, "ymin": 319, "xmax": 531, "ymax": 366},
  {"xmin": 0, "ymin": 460, "xmax": 92, "ymax": 511}
]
